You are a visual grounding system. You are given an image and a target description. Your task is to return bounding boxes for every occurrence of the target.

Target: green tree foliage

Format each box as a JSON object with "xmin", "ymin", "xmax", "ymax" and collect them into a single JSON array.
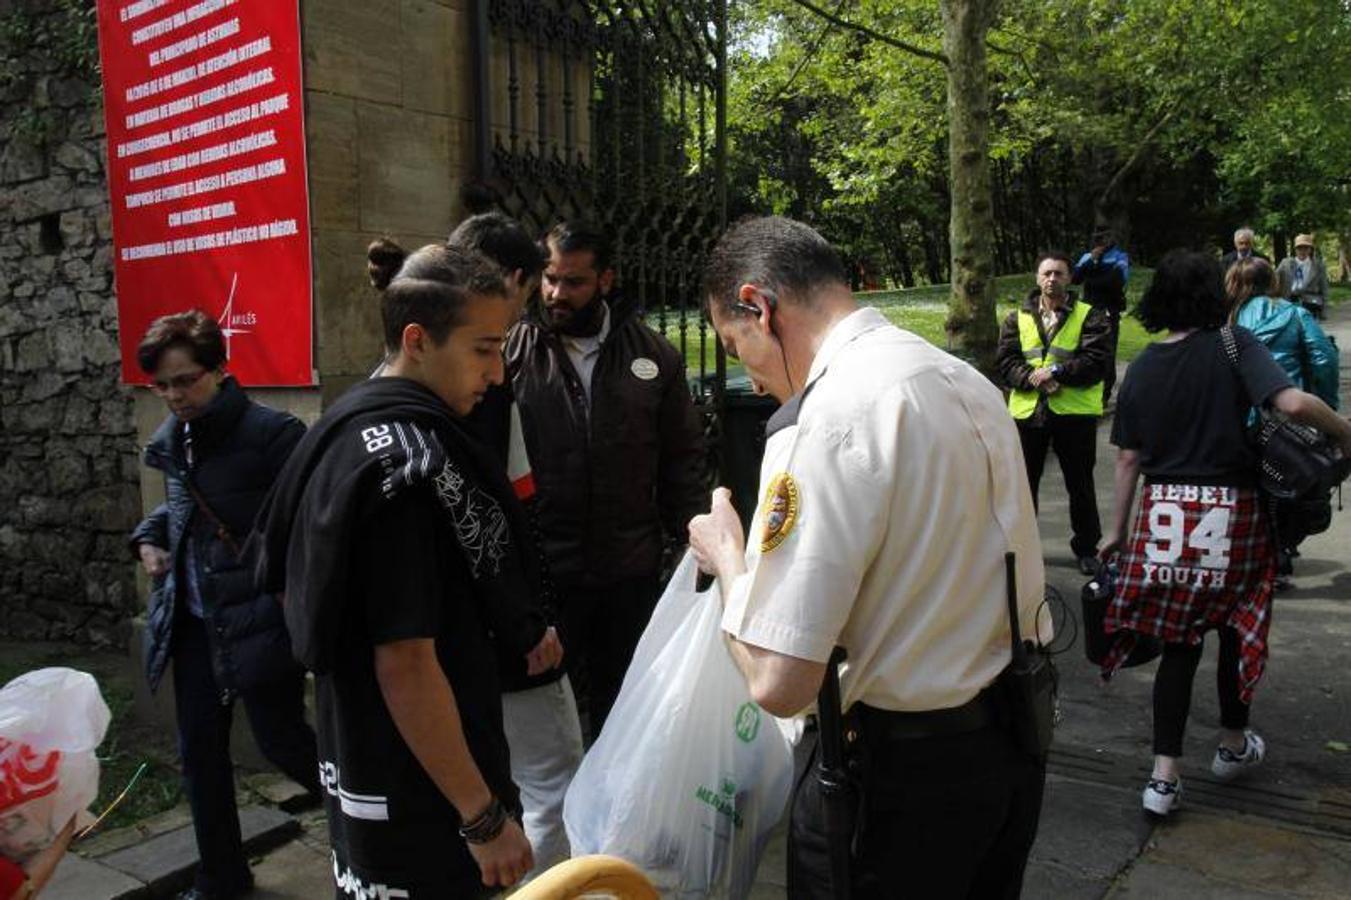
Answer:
[{"xmin": 726, "ymin": 0, "xmax": 1351, "ymax": 293}]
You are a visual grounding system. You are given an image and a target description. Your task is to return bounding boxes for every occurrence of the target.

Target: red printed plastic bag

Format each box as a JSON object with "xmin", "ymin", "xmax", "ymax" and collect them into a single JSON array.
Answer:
[{"xmin": 0, "ymin": 668, "xmax": 110, "ymax": 861}]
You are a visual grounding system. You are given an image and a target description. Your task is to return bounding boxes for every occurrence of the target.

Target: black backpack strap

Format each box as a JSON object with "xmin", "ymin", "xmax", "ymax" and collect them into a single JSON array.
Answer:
[{"xmin": 1218, "ymin": 324, "xmax": 1241, "ymax": 370}]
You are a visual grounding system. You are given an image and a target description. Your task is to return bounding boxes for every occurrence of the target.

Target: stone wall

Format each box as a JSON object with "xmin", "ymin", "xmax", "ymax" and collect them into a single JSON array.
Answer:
[
  {"xmin": 0, "ymin": 0, "xmax": 495, "ymax": 644},
  {"xmin": 301, "ymin": 0, "xmax": 480, "ymax": 404},
  {"xmin": 0, "ymin": 0, "xmax": 141, "ymax": 644}
]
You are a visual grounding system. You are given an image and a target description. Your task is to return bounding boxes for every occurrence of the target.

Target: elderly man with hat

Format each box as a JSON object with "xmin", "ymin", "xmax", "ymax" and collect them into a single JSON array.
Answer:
[{"xmin": 1276, "ymin": 234, "xmax": 1331, "ymax": 321}]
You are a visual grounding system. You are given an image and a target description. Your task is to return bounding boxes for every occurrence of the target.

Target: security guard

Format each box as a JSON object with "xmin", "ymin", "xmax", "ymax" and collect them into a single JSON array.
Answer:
[
  {"xmin": 996, "ymin": 251, "xmax": 1111, "ymax": 576},
  {"xmin": 689, "ymin": 217, "xmax": 1049, "ymax": 899}
]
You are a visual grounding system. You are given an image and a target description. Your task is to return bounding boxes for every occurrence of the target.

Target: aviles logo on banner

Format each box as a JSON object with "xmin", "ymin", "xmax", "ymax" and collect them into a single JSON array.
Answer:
[{"xmin": 96, "ymin": 0, "xmax": 314, "ymax": 386}]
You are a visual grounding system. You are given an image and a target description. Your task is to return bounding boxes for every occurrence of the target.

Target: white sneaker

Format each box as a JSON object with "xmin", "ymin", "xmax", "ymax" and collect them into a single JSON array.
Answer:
[
  {"xmin": 1143, "ymin": 776, "xmax": 1181, "ymax": 815},
  {"xmin": 1211, "ymin": 730, "xmax": 1266, "ymax": 780}
]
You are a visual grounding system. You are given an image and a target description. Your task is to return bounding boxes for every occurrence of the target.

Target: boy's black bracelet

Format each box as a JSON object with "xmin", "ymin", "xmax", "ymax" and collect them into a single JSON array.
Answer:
[{"xmin": 459, "ymin": 797, "xmax": 508, "ymax": 844}]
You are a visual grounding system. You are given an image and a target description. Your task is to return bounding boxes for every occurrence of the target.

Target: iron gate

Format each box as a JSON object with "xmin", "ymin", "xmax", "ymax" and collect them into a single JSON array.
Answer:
[{"xmin": 470, "ymin": 0, "xmax": 729, "ymax": 414}]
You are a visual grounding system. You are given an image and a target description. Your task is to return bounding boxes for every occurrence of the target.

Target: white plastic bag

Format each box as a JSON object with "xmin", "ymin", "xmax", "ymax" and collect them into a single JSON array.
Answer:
[
  {"xmin": 0, "ymin": 668, "xmax": 111, "ymax": 861},
  {"xmin": 563, "ymin": 553, "xmax": 793, "ymax": 899}
]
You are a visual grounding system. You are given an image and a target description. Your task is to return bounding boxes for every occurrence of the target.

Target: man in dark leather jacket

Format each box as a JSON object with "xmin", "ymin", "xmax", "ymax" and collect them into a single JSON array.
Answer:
[
  {"xmin": 505, "ymin": 221, "xmax": 707, "ymax": 740},
  {"xmin": 129, "ymin": 311, "xmax": 318, "ymax": 900}
]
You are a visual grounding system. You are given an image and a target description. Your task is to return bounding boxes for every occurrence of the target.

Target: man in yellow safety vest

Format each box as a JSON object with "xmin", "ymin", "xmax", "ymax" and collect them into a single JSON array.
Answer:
[{"xmin": 996, "ymin": 250, "xmax": 1113, "ymax": 575}]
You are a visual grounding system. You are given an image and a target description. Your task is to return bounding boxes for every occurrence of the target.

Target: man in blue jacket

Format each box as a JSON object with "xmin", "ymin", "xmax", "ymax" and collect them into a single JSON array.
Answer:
[{"xmin": 1073, "ymin": 227, "xmax": 1130, "ymax": 404}]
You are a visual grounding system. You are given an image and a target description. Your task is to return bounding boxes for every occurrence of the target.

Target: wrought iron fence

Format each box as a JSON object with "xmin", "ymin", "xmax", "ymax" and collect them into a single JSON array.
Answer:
[{"xmin": 471, "ymin": 0, "xmax": 728, "ymax": 406}]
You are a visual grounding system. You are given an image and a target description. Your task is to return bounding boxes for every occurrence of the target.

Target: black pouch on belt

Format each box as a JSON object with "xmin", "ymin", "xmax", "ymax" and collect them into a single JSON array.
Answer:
[{"xmin": 999, "ymin": 552, "xmax": 1057, "ymax": 760}]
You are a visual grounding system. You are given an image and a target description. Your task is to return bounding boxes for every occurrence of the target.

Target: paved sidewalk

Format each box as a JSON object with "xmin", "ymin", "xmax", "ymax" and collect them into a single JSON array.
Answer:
[{"xmin": 45, "ymin": 303, "xmax": 1351, "ymax": 898}]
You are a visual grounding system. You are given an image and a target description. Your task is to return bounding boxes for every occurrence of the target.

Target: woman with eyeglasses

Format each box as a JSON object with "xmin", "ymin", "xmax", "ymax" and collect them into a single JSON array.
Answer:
[{"xmin": 129, "ymin": 310, "xmax": 319, "ymax": 900}]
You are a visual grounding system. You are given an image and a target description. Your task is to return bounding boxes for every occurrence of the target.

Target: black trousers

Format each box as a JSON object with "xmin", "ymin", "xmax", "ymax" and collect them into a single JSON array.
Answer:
[
  {"xmin": 787, "ymin": 721, "xmax": 1046, "ymax": 899},
  {"xmin": 171, "ymin": 613, "xmax": 319, "ymax": 895},
  {"xmin": 1152, "ymin": 628, "xmax": 1250, "ymax": 757},
  {"xmin": 557, "ymin": 575, "xmax": 659, "ymax": 743},
  {"xmin": 1018, "ymin": 414, "xmax": 1102, "ymax": 559}
]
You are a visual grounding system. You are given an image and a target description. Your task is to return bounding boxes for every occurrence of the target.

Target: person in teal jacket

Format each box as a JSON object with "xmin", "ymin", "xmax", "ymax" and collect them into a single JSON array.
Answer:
[
  {"xmin": 1226, "ymin": 255, "xmax": 1340, "ymax": 588},
  {"xmin": 1226, "ymin": 257, "xmax": 1339, "ymax": 408}
]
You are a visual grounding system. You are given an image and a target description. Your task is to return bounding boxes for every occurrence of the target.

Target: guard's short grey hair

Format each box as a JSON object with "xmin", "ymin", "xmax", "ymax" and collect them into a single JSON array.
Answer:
[
  {"xmin": 1233, "ymin": 226, "xmax": 1255, "ymax": 242},
  {"xmin": 702, "ymin": 216, "xmax": 846, "ymax": 315}
]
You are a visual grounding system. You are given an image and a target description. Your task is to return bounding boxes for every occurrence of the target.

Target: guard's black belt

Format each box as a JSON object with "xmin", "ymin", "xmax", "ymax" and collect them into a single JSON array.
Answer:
[{"xmin": 853, "ymin": 686, "xmax": 999, "ymax": 742}]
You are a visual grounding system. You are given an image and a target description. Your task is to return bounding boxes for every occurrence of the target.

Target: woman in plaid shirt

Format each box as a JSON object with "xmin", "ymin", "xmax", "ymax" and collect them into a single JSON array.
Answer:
[{"xmin": 1097, "ymin": 250, "xmax": 1351, "ymax": 817}]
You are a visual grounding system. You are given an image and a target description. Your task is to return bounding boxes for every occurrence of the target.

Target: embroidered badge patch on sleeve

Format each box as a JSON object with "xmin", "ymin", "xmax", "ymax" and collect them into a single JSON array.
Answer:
[{"xmin": 761, "ymin": 472, "xmax": 800, "ymax": 552}]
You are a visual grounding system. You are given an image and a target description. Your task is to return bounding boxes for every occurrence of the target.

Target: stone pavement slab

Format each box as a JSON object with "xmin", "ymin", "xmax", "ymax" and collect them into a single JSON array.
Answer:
[
  {"xmin": 42, "ymin": 852, "xmax": 147, "ymax": 900},
  {"xmin": 77, "ymin": 804, "xmax": 196, "ymax": 858},
  {"xmin": 1123, "ymin": 809, "xmax": 1351, "ymax": 898},
  {"xmin": 247, "ymin": 838, "xmax": 334, "ymax": 898},
  {"xmin": 1109, "ymin": 861, "xmax": 1301, "ymax": 899},
  {"xmin": 1022, "ymin": 861, "xmax": 1108, "ymax": 900},
  {"xmin": 242, "ymin": 772, "xmax": 317, "ymax": 814},
  {"xmin": 1025, "ymin": 774, "xmax": 1154, "ymax": 892},
  {"xmin": 97, "ymin": 805, "xmax": 298, "ymax": 897}
]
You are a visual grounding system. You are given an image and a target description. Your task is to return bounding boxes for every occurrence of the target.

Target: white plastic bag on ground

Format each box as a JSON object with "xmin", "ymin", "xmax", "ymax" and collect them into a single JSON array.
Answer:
[
  {"xmin": 564, "ymin": 553, "xmax": 793, "ymax": 899},
  {"xmin": 0, "ymin": 668, "xmax": 111, "ymax": 861}
]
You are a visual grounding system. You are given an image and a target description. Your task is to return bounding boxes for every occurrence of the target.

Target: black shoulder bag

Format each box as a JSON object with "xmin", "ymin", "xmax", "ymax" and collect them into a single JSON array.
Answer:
[
  {"xmin": 1001, "ymin": 552, "xmax": 1057, "ymax": 760},
  {"xmin": 1219, "ymin": 325, "xmax": 1350, "ymax": 543}
]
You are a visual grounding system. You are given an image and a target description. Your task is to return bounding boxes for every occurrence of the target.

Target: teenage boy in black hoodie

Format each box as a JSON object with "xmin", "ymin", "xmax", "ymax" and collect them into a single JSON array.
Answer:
[{"xmin": 257, "ymin": 245, "xmax": 539, "ymax": 897}]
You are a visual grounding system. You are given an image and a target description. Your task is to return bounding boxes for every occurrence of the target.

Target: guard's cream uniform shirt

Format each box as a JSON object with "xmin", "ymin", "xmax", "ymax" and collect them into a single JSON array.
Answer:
[{"xmin": 721, "ymin": 307, "xmax": 1047, "ymax": 713}]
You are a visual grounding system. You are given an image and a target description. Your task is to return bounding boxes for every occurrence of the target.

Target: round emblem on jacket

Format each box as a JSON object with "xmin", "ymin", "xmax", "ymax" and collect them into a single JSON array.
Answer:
[
  {"xmin": 760, "ymin": 472, "xmax": 800, "ymax": 553},
  {"xmin": 631, "ymin": 357, "xmax": 660, "ymax": 380}
]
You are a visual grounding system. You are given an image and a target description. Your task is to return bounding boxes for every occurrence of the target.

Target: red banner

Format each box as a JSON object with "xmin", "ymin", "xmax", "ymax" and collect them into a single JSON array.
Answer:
[{"xmin": 96, "ymin": 0, "xmax": 313, "ymax": 386}]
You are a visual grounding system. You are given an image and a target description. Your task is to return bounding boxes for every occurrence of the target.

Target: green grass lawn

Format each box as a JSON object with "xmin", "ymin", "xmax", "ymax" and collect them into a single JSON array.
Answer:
[
  {"xmin": 859, "ymin": 270, "xmax": 1159, "ymax": 361},
  {"xmin": 663, "ymin": 267, "xmax": 1347, "ymax": 376},
  {"xmin": 660, "ymin": 270, "xmax": 1158, "ymax": 374}
]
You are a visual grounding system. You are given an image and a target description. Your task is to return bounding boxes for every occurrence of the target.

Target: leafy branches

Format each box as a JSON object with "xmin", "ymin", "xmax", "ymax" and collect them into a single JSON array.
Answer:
[
  {"xmin": 1, "ymin": 0, "xmax": 102, "ymax": 144},
  {"xmin": 726, "ymin": 0, "xmax": 1351, "ymax": 294},
  {"xmin": 786, "ymin": 0, "xmax": 948, "ymax": 65}
]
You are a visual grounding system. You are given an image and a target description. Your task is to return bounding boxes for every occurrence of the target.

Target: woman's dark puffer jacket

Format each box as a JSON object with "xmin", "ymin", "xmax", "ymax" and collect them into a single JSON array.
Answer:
[{"xmin": 130, "ymin": 378, "xmax": 305, "ymax": 696}]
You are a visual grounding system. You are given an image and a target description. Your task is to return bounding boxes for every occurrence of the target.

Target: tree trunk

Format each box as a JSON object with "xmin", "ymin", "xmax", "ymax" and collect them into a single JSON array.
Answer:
[
  {"xmin": 1272, "ymin": 232, "xmax": 1288, "ymax": 263},
  {"xmin": 940, "ymin": 0, "xmax": 1000, "ymax": 373},
  {"xmin": 1338, "ymin": 233, "xmax": 1350, "ymax": 283}
]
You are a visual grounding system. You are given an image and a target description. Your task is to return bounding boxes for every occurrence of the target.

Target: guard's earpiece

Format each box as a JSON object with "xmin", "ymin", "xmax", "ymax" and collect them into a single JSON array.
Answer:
[{"xmin": 733, "ymin": 291, "xmax": 777, "ymax": 319}]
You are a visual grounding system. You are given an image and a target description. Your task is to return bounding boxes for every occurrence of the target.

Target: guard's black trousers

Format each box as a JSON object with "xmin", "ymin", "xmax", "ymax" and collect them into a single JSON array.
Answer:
[
  {"xmin": 1018, "ymin": 413, "xmax": 1102, "ymax": 560},
  {"xmin": 787, "ymin": 719, "xmax": 1046, "ymax": 899}
]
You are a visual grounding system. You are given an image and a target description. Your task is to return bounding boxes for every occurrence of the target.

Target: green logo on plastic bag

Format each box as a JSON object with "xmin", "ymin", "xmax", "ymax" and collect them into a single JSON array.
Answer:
[
  {"xmin": 694, "ymin": 777, "xmax": 744, "ymax": 829},
  {"xmin": 735, "ymin": 701, "xmax": 761, "ymax": 743}
]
